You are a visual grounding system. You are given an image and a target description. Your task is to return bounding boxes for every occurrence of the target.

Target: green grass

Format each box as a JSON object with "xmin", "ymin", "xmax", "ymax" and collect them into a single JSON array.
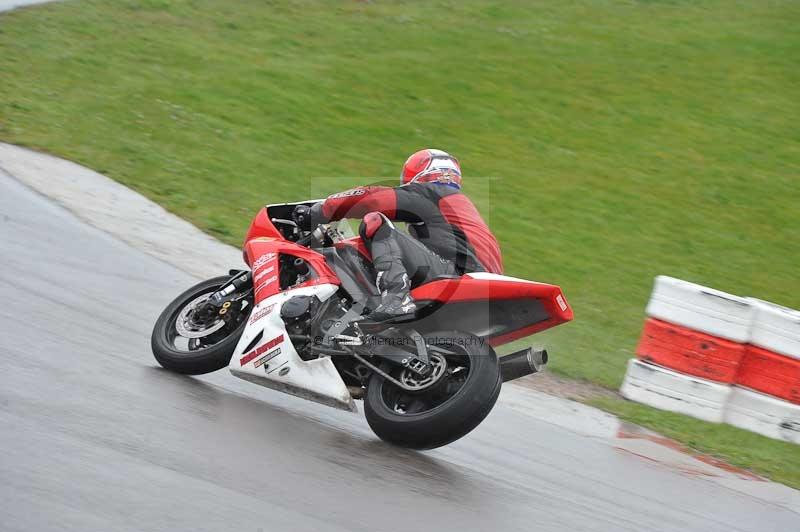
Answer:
[{"xmin": 1, "ymin": 0, "xmax": 799, "ymax": 485}]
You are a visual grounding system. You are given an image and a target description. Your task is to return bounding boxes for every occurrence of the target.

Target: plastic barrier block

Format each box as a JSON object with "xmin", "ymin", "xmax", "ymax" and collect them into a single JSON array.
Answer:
[
  {"xmin": 736, "ymin": 345, "xmax": 800, "ymax": 405},
  {"xmin": 620, "ymin": 359, "xmax": 731, "ymax": 423},
  {"xmin": 747, "ymin": 298, "xmax": 800, "ymax": 360},
  {"xmin": 636, "ymin": 318, "xmax": 745, "ymax": 384},
  {"xmin": 645, "ymin": 276, "xmax": 753, "ymax": 342},
  {"xmin": 724, "ymin": 387, "xmax": 800, "ymax": 445}
]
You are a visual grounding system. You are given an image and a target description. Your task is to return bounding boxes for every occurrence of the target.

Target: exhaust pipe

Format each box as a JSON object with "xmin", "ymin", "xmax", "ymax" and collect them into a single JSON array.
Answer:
[{"xmin": 499, "ymin": 347, "xmax": 548, "ymax": 382}]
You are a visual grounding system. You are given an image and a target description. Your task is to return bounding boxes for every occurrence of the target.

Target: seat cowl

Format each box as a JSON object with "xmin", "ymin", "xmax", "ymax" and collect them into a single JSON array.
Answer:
[{"xmin": 410, "ymin": 274, "xmax": 573, "ymax": 347}]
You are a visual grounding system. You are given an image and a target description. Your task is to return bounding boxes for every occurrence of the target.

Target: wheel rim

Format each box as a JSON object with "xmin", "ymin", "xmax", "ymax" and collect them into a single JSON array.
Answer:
[
  {"xmin": 164, "ymin": 286, "xmax": 251, "ymax": 354},
  {"xmin": 379, "ymin": 343, "xmax": 473, "ymax": 416}
]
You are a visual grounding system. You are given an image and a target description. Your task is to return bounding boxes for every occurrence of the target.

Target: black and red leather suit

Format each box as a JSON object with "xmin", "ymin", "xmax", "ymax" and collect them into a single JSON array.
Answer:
[{"xmin": 308, "ymin": 182, "xmax": 503, "ymax": 297}]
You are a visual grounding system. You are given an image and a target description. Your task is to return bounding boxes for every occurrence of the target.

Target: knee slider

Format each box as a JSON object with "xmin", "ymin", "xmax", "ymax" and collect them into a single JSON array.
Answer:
[{"xmin": 360, "ymin": 211, "xmax": 388, "ymax": 239}]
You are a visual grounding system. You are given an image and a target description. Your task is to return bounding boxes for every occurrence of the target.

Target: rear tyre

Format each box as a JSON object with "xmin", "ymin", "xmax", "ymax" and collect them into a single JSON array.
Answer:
[
  {"xmin": 364, "ymin": 330, "xmax": 502, "ymax": 450},
  {"xmin": 151, "ymin": 276, "xmax": 250, "ymax": 375}
]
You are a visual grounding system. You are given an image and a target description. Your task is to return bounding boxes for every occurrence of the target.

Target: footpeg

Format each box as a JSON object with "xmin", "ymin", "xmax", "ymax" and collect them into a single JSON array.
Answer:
[{"xmin": 347, "ymin": 386, "xmax": 366, "ymax": 399}]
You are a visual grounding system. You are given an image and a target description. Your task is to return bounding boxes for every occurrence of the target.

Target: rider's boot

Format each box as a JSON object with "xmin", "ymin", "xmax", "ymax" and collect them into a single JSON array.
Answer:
[
  {"xmin": 363, "ymin": 231, "xmax": 417, "ymax": 323},
  {"xmin": 367, "ymin": 281, "xmax": 417, "ymax": 323}
]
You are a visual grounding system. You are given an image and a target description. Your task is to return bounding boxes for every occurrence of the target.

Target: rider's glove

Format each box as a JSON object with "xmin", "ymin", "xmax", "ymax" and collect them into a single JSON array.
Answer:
[{"xmin": 292, "ymin": 204, "xmax": 314, "ymax": 231}]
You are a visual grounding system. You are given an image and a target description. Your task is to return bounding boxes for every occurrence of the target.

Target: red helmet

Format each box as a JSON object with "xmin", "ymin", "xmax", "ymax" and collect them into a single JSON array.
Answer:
[{"xmin": 401, "ymin": 149, "xmax": 462, "ymax": 187}]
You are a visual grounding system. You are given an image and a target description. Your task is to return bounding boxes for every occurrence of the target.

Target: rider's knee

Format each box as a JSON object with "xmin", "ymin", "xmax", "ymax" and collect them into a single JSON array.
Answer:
[{"xmin": 359, "ymin": 211, "xmax": 391, "ymax": 240}]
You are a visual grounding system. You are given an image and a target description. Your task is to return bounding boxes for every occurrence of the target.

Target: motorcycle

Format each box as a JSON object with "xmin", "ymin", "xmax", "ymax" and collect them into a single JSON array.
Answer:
[{"xmin": 151, "ymin": 200, "xmax": 573, "ymax": 449}]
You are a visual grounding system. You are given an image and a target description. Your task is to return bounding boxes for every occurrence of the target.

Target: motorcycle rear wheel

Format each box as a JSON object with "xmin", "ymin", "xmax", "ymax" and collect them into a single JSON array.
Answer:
[
  {"xmin": 363, "ymin": 330, "xmax": 501, "ymax": 450},
  {"xmin": 151, "ymin": 276, "xmax": 249, "ymax": 375}
]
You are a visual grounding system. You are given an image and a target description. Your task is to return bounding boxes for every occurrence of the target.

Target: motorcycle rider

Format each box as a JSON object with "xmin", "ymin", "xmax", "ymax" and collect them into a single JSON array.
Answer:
[{"xmin": 293, "ymin": 148, "xmax": 503, "ymax": 322}]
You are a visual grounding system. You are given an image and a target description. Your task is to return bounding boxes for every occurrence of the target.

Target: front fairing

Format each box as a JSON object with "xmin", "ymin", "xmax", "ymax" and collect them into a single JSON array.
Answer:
[{"xmin": 228, "ymin": 283, "xmax": 356, "ymax": 412}]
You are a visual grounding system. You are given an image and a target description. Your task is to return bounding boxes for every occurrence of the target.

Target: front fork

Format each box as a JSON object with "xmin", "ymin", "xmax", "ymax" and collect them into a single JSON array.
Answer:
[
  {"xmin": 192, "ymin": 270, "xmax": 253, "ymax": 324},
  {"xmin": 207, "ymin": 269, "xmax": 252, "ymax": 307}
]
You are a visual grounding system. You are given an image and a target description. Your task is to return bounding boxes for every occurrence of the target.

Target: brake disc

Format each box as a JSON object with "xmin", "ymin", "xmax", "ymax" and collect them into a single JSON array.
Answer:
[{"xmin": 175, "ymin": 294, "xmax": 228, "ymax": 339}]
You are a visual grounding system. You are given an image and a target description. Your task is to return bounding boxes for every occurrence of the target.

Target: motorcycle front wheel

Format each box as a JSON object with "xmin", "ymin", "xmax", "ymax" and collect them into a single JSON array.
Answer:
[
  {"xmin": 151, "ymin": 275, "xmax": 251, "ymax": 375},
  {"xmin": 363, "ymin": 330, "xmax": 502, "ymax": 450}
]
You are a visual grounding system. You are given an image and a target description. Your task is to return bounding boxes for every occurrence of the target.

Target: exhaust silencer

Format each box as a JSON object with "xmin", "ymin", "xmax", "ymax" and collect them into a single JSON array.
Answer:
[{"xmin": 499, "ymin": 347, "xmax": 548, "ymax": 382}]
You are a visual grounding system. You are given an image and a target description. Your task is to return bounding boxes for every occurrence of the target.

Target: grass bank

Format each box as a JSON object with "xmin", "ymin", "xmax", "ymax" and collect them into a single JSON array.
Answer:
[{"xmin": 1, "ymin": 0, "xmax": 798, "ymax": 486}]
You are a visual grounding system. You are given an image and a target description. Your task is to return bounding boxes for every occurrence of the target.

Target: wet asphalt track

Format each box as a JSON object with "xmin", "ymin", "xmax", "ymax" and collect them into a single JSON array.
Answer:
[{"xmin": 3, "ymin": 162, "xmax": 800, "ymax": 532}]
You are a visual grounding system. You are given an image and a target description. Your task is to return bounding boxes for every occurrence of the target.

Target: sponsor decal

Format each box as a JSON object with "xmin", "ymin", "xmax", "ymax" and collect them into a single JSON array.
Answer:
[
  {"xmin": 556, "ymin": 294, "xmax": 568, "ymax": 312},
  {"xmin": 253, "ymin": 347, "xmax": 281, "ymax": 368},
  {"xmin": 248, "ymin": 303, "xmax": 276, "ymax": 324},
  {"xmin": 268, "ymin": 360, "xmax": 289, "ymax": 375},
  {"xmin": 253, "ymin": 265, "xmax": 275, "ymax": 283},
  {"xmin": 328, "ymin": 188, "xmax": 366, "ymax": 200},
  {"xmin": 252, "ymin": 253, "xmax": 277, "ymax": 270},
  {"xmin": 255, "ymin": 275, "xmax": 279, "ymax": 294},
  {"xmin": 240, "ymin": 334, "xmax": 285, "ymax": 366}
]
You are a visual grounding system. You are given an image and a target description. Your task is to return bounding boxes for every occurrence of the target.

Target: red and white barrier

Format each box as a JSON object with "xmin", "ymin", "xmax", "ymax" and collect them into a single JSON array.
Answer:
[
  {"xmin": 737, "ymin": 345, "xmax": 800, "ymax": 404},
  {"xmin": 645, "ymin": 276, "xmax": 753, "ymax": 342},
  {"xmin": 748, "ymin": 299, "xmax": 800, "ymax": 359},
  {"xmin": 636, "ymin": 318, "xmax": 745, "ymax": 384},
  {"xmin": 620, "ymin": 359, "xmax": 732, "ymax": 423},
  {"xmin": 724, "ymin": 387, "xmax": 800, "ymax": 444},
  {"xmin": 621, "ymin": 276, "xmax": 800, "ymax": 444}
]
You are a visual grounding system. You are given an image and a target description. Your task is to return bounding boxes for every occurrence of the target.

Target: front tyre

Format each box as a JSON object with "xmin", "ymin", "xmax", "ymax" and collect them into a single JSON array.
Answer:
[
  {"xmin": 364, "ymin": 330, "xmax": 502, "ymax": 450},
  {"xmin": 151, "ymin": 276, "xmax": 251, "ymax": 375}
]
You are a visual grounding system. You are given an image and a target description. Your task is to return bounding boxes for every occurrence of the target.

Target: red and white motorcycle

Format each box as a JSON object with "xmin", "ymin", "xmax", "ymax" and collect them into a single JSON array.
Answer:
[{"xmin": 152, "ymin": 201, "xmax": 573, "ymax": 449}]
